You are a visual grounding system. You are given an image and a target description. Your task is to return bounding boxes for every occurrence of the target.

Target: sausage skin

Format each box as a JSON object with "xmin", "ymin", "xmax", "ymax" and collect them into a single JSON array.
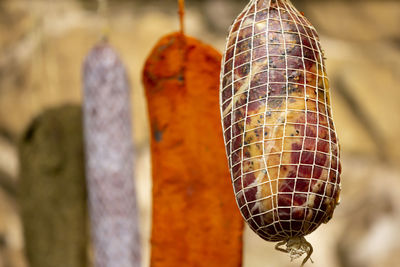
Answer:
[{"xmin": 220, "ymin": 0, "xmax": 341, "ymax": 242}]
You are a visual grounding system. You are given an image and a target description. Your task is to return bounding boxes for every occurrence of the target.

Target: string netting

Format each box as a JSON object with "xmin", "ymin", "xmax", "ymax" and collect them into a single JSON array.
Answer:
[
  {"xmin": 83, "ymin": 41, "xmax": 141, "ymax": 267},
  {"xmin": 219, "ymin": 0, "xmax": 341, "ymax": 265}
]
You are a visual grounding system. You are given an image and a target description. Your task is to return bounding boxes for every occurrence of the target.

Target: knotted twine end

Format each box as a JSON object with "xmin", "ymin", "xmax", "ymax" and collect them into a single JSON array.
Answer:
[{"xmin": 275, "ymin": 236, "xmax": 314, "ymax": 267}]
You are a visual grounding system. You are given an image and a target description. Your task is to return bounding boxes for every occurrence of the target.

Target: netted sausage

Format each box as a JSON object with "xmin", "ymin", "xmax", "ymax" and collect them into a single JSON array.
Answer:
[{"xmin": 220, "ymin": 0, "xmax": 341, "ymax": 265}]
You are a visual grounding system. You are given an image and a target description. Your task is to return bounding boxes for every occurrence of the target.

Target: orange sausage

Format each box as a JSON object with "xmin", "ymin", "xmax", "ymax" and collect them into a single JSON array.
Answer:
[{"xmin": 143, "ymin": 33, "xmax": 243, "ymax": 267}]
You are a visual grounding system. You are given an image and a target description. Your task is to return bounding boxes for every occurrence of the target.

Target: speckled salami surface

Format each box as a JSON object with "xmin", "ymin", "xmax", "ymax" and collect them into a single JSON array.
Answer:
[
  {"xmin": 83, "ymin": 41, "xmax": 141, "ymax": 267},
  {"xmin": 220, "ymin": 0, "xmax": 341, "ymax": 262}
]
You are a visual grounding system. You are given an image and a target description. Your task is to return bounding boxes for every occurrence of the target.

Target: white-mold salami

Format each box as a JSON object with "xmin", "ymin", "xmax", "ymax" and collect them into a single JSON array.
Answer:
[{"xmin": 83, "ymin": 41, "xmax": 141, "ymax": 267}]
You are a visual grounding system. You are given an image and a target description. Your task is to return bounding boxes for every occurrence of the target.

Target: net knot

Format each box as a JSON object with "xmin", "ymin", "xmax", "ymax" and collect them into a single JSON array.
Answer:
[{"xmin": 275, "ymin": 236, "xmax": 314, "ymax": 267}]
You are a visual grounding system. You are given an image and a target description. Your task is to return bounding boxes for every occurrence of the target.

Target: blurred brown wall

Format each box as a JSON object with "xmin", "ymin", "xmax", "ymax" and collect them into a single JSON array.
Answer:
[{"xmin": 0, "ymin": 0, "xmax": 399, "ymax": 267}]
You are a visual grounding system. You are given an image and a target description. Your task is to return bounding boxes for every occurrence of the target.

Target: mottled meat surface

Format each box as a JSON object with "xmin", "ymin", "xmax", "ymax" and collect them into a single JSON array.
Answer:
[{"xmin": 220, "ymin": 0, "xmax": 341, "ymax": 242}]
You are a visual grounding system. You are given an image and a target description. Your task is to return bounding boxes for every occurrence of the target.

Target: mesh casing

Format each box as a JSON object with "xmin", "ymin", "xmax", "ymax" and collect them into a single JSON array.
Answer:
[{"xmin": 220, "ymin": 0, "xmax": 341, "ymax": 243}]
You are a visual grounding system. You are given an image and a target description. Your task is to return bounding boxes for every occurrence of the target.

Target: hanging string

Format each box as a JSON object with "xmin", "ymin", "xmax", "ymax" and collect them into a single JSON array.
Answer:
[
  {"xmin": 176, "ymin": 0, "xmax": 187, "ymax": 80},
  {"xmin": 97, "ymin": 0, "xmax": 109, "ymax": 40},
  {"xmin": 178, "ymin": 0, "xmax": 185, "ymax": 36}
]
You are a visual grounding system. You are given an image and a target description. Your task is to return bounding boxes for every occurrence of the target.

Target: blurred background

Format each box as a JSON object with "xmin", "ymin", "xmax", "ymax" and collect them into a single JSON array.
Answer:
[{"xmin": 0, "ymin": 0, "xmax": 399, "ymax": 266}]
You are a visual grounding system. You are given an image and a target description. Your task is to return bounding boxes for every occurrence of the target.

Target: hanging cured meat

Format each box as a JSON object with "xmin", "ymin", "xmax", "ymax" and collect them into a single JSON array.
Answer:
[{"xmin": 220, "ymin": 0, "xmax": 341, "ymax": 265}]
